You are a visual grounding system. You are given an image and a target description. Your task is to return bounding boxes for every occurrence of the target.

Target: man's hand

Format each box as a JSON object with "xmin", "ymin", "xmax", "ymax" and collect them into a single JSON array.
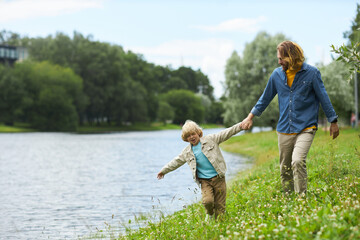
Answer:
[
  {"xmin": 330, "ymin": 122, "xmax": 339, "ymax": 139},
  {"xmin": 240, "ymin": 113, "xmax": 254, "ymax": 130},
  {"xmin": 157, "ymin": 172, "xmax": 165, "ymax": 180}
]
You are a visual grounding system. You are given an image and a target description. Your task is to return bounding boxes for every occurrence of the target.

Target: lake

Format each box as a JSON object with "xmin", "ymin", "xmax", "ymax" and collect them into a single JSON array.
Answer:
[{"xmin": 0, "ymin": 128, "xmax": 257, "ymax": 239}]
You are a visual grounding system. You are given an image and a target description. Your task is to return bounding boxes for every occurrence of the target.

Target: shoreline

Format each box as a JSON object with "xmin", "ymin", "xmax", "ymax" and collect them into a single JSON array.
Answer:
[{"xmin": 0, "ymin": 122, "xmax": 224, "ymax": 134}]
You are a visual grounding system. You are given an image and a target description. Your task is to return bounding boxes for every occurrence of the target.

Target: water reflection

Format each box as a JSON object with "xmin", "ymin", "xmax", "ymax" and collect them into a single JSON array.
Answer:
[{"xmin": 0, "ymin": 128, "xmax": 257, "ymax": 239}]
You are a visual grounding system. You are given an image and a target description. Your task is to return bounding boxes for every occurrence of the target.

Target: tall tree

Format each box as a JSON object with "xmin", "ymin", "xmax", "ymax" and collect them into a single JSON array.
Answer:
[
  {"xmin": 163, "ymin": 76, "xmax": 188, "ymax": 92},
  {"xmin": 162, "ymin": 89, "xmax": 204, "ymax": 124},
  {"xmin": 0, "ymin": 30, "xmax": 22, "ymax": 45},
  {"xmin": 0, "ymin": 65, "xmax": 25, "ymax": 125},
  {"xmin": 331, "ymin": 3, "xmax": 360, "ymax": 126},
  {"xmin": 157, "ymin": 101, "xmax": 175, "ymax": 125},
  {"xmin": 173, "ymin": 66, "xmax": 214, "ymax": 99},
  {"xmin": 344, "ymin": 4, "xmax": 360, "ymax": 45},
  {"xmin": 223, "ymin": 51, "xmax": 244, "ymax": 125},
  {"xmin": 22, "ymin": 32, "xmax": 128, "ymax": 124},
  {"xmin": 319, "ymin": 61, "xmax": 354, "ymax": 122},
  {"xmin": 124, "ymin": 51, "xmax": 159, "ymax": 122},
  {"xmin": 33, "ymin": 86, "xmax": 78, "ymax": 131},
  {"xmin": 13, "ymin": 61, "xmax": 85, "ymax": 131},
  {"xmin": 223, "ymin": 32, "xmax": 286, "ymax": 127}
]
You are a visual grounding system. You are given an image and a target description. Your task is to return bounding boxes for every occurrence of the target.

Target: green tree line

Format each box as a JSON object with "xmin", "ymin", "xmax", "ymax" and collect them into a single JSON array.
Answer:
[
  {"xmin": 1, "ymin": 3, "xmax": 358, "ymax": 131},
  {"xmin": 0, "ymin": 31, "xmax": 224, "ymax": 131}
]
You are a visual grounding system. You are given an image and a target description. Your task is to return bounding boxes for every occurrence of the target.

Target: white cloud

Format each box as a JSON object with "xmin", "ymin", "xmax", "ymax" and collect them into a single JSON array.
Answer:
[
  {"xmin": 0, "ymin": 0, "xmax": 104, "ymax": 23},
  {"xmin": 127, "ymin": 39, "xmax": 235, "ymax": 98},
  {"xmin": 193, "ymin": 16, "xmax": 267, "ymax": 33}
]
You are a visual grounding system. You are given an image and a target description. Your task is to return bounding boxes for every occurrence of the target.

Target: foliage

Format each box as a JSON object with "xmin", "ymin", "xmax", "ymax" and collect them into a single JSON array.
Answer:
[
  {"xmin": 207, "ymin": 100, "xmax": 225, "ymax": 124},
  {"xmin": 173, "ymin": 67, "xmax": 215, "ymax": 100},
  {"xmin": 87, "ymin": 128, "xmax": 359, "ymax": 239},
  {"xmin": 331, "ymin": 42, "xmax": 360, "ymax": 82},
  {"xmin": 11, "ymin": 61, "xmax": 84, "ymax": 131},
  {"xmin": 0, "ymin": 60, "xmax": 84, "ymax": 130},
  {"xmin": 162, "ymin": 89, "xmax": 205, "ymax": 124},
  {"xmin": 343, "ymin": 4, "xmax": 360, "ymax": 45},
  {"xmin": 330, "ymin": 3, "xmax": 360, "ymax": 124},
  {"xmin": 197, "ymin": 93, "xmax": 212, "ymax": 123},
  {"xmin": 319, "ymin": 61, "xmax": 354, "ymax": 122},
  {"xmin": 0, "ymin": 65, "xmax": 25, "ymax": 125},
  {"xmin": 223, "ymin": 32, "xmax": 286, "ymax": 127},
  {"xmin": 330, "ymin": 3, "xmax": 360, "ymax": 88},
  {"xmin": 157, "ymin": 101, "xmax": 175, "ymax": 125},
  {"xmin": 0, "ymin": 30, "xmax": 221, "ymax": 128},
  {"xmin": 222, "ymin": 51, "xmax": 244, "ymax": 125},
  {"xmin": 23, "ymin": 33, "xmax": 215, "ymax": 124},
  {"xmin": 163, "ymin": 76, "xmax": 188, "ymax": 91},
  {"xmin": 0, "ymin": 29, "xmax": 22, "ymax": 45},
  {"xmin": 32, "ymin": 86, "xmax": 78, "ymax": 131}
]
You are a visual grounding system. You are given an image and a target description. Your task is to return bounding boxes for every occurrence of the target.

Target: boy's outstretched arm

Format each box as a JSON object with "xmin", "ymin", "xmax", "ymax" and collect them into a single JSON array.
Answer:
[
  {"xmin": 158, "ymin": 154, "xmax": 187, "ymax": 179},
  {"xmin": 157, "ymin": 171, "xmax": 165, "ymax": 180},
  {"xmin": 212, "ymin": 121, "xmax": 243, "ymax": 144}
]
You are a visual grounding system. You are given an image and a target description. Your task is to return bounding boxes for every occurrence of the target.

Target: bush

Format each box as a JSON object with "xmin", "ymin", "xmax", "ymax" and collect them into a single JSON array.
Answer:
[{"xmin": 32, "ymin": 87, "xmax": 78, "ymax": 131}]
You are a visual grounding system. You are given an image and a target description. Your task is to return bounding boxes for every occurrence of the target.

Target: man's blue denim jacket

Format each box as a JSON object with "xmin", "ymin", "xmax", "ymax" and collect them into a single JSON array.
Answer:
[{"xmin": 251, "ymin": 62, "xmax": 338, "ymax": 134}]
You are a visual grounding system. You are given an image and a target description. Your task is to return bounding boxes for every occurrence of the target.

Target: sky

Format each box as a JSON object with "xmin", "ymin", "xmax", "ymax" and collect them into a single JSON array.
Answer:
[{"xmin": 0, "ymin": 0, "xmax": 358, "ymax": 98}]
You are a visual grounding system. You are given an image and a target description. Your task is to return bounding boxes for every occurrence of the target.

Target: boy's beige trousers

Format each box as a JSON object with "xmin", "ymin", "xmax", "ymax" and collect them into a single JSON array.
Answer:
[
  {"xmin": 199, "ymin": 176, "xmax": 226, "ymax": 219},
  {"xmin": 277, "ymin": 129, "xmax": 316, "ymax": 194}
]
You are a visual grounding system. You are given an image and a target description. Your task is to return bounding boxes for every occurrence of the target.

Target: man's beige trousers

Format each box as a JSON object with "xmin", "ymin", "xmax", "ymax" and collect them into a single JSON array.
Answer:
[{"xmin": 277, "ymin": 129, "xmax": 316, "ymax": 194}]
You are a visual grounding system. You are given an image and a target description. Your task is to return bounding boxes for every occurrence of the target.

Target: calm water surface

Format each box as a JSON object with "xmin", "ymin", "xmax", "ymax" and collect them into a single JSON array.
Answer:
[{"xmin": 0, "ymin": 128, "xmax": 255, "ymax": 239}]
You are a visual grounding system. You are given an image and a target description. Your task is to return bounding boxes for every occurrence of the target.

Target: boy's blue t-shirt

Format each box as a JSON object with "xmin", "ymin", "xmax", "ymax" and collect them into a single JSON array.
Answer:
[{"xmin": 192, "ymin": 142, "xmax": 218, "ymax": 179}]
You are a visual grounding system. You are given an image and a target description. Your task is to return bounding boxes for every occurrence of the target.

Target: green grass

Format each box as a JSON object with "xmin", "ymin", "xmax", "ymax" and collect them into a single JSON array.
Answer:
[
  {"xmin": 85, "ymin": 127, "xmax": 360, "ymax": 239},
  {"xmin": 0, "ymin": 123, "xmax": 35, "ymax": 132}
]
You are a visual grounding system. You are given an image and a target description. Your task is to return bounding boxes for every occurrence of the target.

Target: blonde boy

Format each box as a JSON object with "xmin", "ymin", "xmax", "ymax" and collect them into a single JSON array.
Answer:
[{"xmin": 157, "ymin": 120, "xmax": 242, "ymax": 220}]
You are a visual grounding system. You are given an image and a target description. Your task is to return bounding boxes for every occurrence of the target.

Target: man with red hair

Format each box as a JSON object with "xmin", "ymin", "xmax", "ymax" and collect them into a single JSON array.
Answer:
[{"xmin": 241, "ymin": 41, "xmax": 339, "ymax": 195}]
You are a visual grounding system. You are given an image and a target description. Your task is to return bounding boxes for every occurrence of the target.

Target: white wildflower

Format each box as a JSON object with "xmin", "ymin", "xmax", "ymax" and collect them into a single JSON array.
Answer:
[
  {"xmin": 259, "ymin": 223, "xmax": 267, "ymax": 228},
  {"xmin": 279, "ymin": 224, "xmax": 285, "ymax": 231}
]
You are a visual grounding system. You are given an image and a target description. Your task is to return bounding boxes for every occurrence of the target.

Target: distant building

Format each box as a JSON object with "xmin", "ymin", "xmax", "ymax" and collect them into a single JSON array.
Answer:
[{"xmin": 0, "ymin": 45, "xmax": 28, "ymax": 66}]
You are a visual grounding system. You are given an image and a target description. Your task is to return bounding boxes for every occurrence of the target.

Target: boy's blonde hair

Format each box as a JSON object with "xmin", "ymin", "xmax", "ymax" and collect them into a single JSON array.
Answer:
[
  {"xmin": 277, "ymin": 41, "xmax": 305, "ymax": 70},
  {"xmin": 181, "ymin": 120, "xmax": 203, "ymax": 142}
]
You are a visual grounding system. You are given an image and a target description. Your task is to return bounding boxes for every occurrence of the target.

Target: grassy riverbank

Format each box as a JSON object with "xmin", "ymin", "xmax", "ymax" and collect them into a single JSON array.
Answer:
[
  {"xmin": 0, "ymin": 123, "xmax": 35, "ymax": 132},
  {"xmin": 87, "ymin": 128, "xmax": 360, "ymax": 239},
  {"xmin": 0, "ymin": 122, "xmax": 222, "ymax": 133}
]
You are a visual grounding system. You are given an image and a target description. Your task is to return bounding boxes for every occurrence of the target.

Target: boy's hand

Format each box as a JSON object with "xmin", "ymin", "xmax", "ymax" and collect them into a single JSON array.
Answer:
[
  {"xmin": 157, "ymin": 172, "xmax": 165, "ymax": 180},
  {"xmin": 241, "ymin": 113, "xmax": 254, "ymax": 130}
]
